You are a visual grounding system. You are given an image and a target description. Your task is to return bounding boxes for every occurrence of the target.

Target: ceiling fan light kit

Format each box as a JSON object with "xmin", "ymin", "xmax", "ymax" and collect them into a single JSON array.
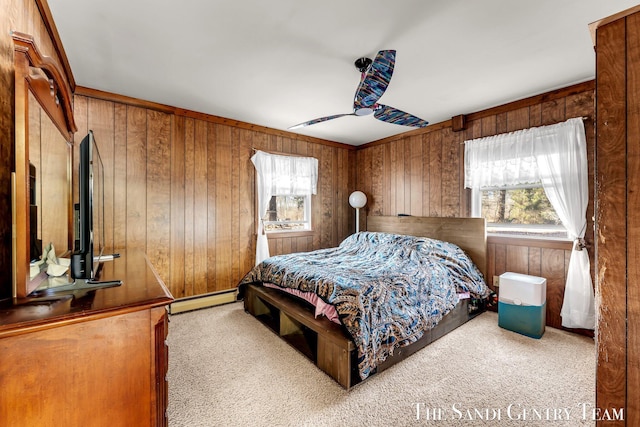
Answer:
[{"xmin": 289, "ymin": 50, "xmax": 428, "ymax": 130}]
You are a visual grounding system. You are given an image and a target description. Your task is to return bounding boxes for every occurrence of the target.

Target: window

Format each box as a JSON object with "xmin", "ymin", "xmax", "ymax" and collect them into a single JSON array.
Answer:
[
  {"xmin": 263, "ymin": 194, "xmax": 311, "ymax": 232},
  {"xmin": 463, "ymin": 119, "xmax": 588, "ymax": 242},
  {"xmin": 472, "ymin": 185, "xmax": 567, "ymax": 238},
  {"xmin": 251, "ymin": 150, "xmax": 318, "ymax": 250},
  {"xmin": 464, "ymin": 118, "xmax": 594, "ymax": 329}
]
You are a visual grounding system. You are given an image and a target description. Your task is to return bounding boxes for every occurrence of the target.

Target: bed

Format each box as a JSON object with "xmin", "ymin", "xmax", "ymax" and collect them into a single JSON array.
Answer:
[{"xmin": 238, "ymin": 215, "xmax": 491, "ymax": 389}]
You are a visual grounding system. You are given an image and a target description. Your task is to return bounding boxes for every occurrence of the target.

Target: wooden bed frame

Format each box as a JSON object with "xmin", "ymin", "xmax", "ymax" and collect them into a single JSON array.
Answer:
[{"xmin": 243, "ymin": 215, "xmax": 487, "ymax": 389}]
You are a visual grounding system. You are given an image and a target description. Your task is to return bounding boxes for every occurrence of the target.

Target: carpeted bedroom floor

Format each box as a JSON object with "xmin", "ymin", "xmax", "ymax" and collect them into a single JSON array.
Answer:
[{"xmin": 167, "ymin": 301, "xmax": 595, "ymax": 427}]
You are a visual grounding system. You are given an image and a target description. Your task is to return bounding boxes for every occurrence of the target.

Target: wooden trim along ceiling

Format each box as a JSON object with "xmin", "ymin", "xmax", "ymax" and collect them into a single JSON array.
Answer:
[
  {"xmin": 74, "ymin": 86, "xmax": 356, "ymax": 151},
  {"xmin": 360, "ymin": 80, "xmax": 595, "ymax": 149},
  {"xmin": 589, "ymin": 3, "xmax": 640, "ymax": 46}
]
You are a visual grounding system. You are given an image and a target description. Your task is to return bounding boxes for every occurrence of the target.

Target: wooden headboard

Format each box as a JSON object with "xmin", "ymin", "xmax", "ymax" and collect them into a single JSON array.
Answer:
[{"xmin": 366, "ymin": 216, "xmax": 487, "ymax": 279}]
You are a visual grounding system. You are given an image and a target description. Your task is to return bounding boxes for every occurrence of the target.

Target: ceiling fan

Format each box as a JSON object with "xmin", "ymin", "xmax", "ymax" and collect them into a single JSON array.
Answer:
[{"xmin": 289, "ymin": 50, "xmax": 428, "ymax": 130}]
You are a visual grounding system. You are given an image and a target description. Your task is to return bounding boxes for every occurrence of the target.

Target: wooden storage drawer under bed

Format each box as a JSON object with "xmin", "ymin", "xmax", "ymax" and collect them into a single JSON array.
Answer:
[
  {"xmin": 243, "ymin": 283, "xmax": 479, "ymax": 389},
  {"xmin": 244, "ymin": 283, "xmax": 356, "ymax": 388}
]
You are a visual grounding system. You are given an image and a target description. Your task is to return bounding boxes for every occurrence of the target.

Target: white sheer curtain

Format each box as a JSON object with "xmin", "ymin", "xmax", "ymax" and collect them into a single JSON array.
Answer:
[
  {"xmin": 251, "ymin": 150, "xmax": 318, "ymax": 265},
  {"xmin": 464, "ymin": 117, "xmax": 594, "ymax": 329},
  {"xmin": 464, "ymin": 128, "xmax": 538, "ymax": 188}
]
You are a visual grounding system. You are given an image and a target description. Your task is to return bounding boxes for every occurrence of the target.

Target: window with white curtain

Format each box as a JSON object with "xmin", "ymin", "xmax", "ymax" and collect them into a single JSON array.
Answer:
[
  {"xmin": 466, "ymin": 121, "xmax": 571, "ymax": 239},
  {"xmin": 251, "ymin": 150, "xmax": 318, "ymax": 265},
  {"xmin": 464, "ymin": 117, "xmax": 595, "ymax": 329}
]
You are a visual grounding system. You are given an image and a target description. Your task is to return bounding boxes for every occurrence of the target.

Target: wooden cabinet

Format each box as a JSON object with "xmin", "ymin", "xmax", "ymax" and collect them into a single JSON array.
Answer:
[{"xmin": 0, "ymin": 251, "xmax": 173, "ymax": 427}]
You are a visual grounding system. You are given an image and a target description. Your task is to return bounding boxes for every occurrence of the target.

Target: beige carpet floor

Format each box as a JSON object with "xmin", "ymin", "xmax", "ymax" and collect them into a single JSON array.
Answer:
[{"xmin": 167, "ymin": 301, "xmax": 595, "ymax": 427}]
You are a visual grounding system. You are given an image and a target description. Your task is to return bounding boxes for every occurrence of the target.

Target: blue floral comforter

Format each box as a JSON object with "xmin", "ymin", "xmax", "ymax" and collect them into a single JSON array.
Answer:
[{"xmin": 239, "ymin": 231, "xmax": 490, "ymax": 380}]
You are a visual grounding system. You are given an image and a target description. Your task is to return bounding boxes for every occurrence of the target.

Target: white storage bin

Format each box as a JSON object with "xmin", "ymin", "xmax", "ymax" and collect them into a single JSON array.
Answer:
[
  {"xmin": 498, "ymin": 272, "xmax": 547, "ymax": 339},
  {"xmin": 499, "ymin": 272, "xmax": 546, "ymax": 306}
]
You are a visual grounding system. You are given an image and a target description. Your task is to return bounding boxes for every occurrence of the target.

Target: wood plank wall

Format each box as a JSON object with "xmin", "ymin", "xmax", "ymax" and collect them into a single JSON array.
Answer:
[
  {"xmin": 355, "ymin": 81, "xmax": 595, "ymax": 333},
  {"xmin": 72, "ymin": 92, "xmax": 355, "ymax": 299},
  {"xmin": 593, "ymin": 8, "xmax": 640, "ymax": 425}
]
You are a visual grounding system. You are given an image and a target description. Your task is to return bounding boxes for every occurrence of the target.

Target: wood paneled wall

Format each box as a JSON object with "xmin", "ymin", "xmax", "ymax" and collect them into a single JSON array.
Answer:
[
  {"xmin": 593, "ymin": 7, "xmax": 640, "ymax": 425},
  {"xmin": 72, "ymin": 92, "xmax": 355, "ymax": 299},
  {"xmin": 355, "ymin": 81, "xmax": 595, "ymax": 332}
]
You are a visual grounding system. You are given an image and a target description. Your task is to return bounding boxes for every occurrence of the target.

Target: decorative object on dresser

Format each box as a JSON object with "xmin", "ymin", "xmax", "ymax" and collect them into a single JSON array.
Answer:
[{"xmin": 239, "ymin": 215, "xmax": 490, "ymax": 389}]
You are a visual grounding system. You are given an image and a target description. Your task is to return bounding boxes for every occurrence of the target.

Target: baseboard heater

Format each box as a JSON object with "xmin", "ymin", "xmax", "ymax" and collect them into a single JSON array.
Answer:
[{"xmin": 169, "ymin": 288, "xmax": 238, "ymax": 314}]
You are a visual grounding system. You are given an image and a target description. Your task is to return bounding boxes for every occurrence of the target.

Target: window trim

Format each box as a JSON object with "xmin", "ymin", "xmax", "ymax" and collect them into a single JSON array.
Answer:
[
  {"xmin": 487, "ymin": 234, "xmax": 573, "ymax": 250},
  {"xmin": 265, "ymin": 230, "xmax": 314, "ymax": 239}
]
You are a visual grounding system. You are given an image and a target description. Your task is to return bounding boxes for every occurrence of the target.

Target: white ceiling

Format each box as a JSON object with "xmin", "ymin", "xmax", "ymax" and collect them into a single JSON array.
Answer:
[{"xmin": 47, "ymin": 0, "xmax": 638, "ymax": 146}]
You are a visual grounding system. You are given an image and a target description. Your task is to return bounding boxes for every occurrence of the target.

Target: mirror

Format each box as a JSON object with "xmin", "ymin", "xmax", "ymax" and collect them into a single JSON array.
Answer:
[
  {"xmin": 28, "ymin": 90, "xmax": 72, "ymax": 263},
  {"xmin": 13, "ymin": 32, "xmax": 76, "ymax": 298}
]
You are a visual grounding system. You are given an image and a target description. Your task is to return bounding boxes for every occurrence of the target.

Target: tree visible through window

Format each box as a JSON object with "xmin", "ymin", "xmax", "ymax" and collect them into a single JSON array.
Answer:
[
  {"xmin": 264, "ymin": 195, "xmax": 310, "ymax": 232},
  {"xmin": 480, "ymin": 186, "xmax": 566, "ymax": 238}
]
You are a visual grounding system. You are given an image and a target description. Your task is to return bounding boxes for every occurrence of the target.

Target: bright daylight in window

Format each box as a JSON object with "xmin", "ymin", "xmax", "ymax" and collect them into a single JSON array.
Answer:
[
  {"xmin": 478, "ymin": 185, "xmax": 567, "ymax": 239},
  {"xmin": 264, "ymin": 195, "xmax": 311, "ymax": 232}
]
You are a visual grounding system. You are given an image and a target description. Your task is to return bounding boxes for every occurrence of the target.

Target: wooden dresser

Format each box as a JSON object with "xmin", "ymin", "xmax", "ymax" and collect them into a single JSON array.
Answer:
[{"xmin": 0, "ymin": 251, "xmax": 173, "ymax": 427}]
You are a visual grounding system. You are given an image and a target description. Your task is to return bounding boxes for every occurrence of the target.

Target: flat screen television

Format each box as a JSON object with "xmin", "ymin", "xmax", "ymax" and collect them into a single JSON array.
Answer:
[{"xmin": 71, "ymin": 130, "xmax": 105, "ymax": 280}]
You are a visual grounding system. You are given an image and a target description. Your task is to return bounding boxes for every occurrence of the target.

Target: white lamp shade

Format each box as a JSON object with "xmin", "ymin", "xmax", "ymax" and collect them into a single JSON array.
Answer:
[{"xmin": 349, "ymin": 191, "xmax": 367, "ymax": 209}]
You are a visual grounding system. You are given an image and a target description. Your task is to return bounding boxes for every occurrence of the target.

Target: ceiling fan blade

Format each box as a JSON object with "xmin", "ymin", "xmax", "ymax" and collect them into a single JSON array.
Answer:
[
  {"xmin": 288, "ymin": 113, "xmax": 354, "ymax": 130},
  {"xmin": 374, "ymin": 104, "xmax": 429, "ymax": 127},
  {"xmin": 354, "ymin": 50, "xmax": 396, "ymax": 109}
]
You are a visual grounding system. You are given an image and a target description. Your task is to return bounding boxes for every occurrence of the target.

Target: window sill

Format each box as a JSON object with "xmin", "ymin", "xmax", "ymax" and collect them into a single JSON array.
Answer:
[
  {"xmin": 266, "ymin": 230, "xmax": 314, "ymax": 239},
  {"xmin": 487, "ymin": 234, "xmax": 574, "ymax": 250}
]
